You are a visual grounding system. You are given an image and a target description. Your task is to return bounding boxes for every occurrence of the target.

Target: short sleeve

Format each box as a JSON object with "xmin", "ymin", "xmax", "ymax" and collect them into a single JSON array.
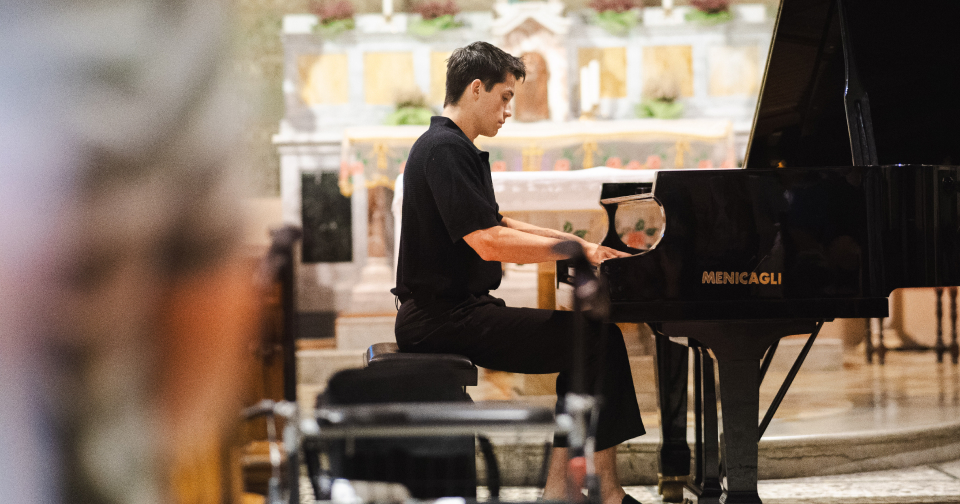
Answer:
[{"xmin": 426, "ymin": 144, "xmax": 501, "ymax": 242}]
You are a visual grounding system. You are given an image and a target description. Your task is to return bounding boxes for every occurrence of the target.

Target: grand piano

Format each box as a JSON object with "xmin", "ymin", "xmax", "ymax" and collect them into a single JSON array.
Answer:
[{"xmin": 567, "ymin": 0, "xmax": 960, "ymax": 502}]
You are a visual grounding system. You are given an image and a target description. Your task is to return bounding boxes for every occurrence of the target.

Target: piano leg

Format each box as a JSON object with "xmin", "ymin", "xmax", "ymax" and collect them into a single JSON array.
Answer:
[
  {"xmin": 716, "ymin": 358, "xmax": 763, "ymax": 504},
  {"xmin": 696, "ymin": 347, "xmax": 723, "ymax": 503},
  {"xmin": 654, "ymin": 333, "xmax": 691, "ymax": 503},
  {"xmin": 877, "ymin": 317, "xmax": 886, "ymax": 365},
  {"xmin": 950, "ymin": 287, "xmax": 959, "ymax": 365},
  {"xmin": 864, "ymin": 318, "xmax": 874, "ymax": 364},
  {"xmin": 936, "ymin": 287, "xmax": 946, "ymax": 363}
]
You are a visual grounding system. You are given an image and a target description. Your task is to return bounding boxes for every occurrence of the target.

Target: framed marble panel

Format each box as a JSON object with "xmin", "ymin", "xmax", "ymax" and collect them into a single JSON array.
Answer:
[
  {"xmin": 364, "ymin": 52, "xmax": 419, "ymax": 105},
  {"xmin": 708, "ymin": 45, "xmax": 760, "ymax": 96},
  {"xmin": 578, "ymin": 47, "xmax": 628, "ymax": 99},
  {"xmin": 430, "ymin": 51, "xmax": 452, "ymax": 106},
  {"xmin": 298, "ymin": 53, "xmax": 350, "ymax": 105},
  {"xmin": 642, "ymin": 45, "xmax": 694, "ymax": 98}
]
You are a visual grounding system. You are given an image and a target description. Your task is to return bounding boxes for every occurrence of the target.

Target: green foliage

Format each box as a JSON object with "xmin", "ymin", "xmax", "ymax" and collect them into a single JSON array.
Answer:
[
  {"xmin": 563, "ymin": 221, "xmax": 574, "ymax": 233},
  {"xmin": 636, "ymin": 99, "xmax": 685, "ymax": 119},
  {"xmin": 592, "ymin": 9, "xmax": 640, "ymax": 36},
  {"xmin": 634, "ymin": 219, "xmax": 646, "ymax": 231},
  {"xmin": 315, "ymin": 18, "xmax": 355, "ymax": 38},
  {"xmin": 384, "ymin": 106, "xmax": 433, "ymax": 125},
  {"xmin": 408, "ymin": 14, "xmax": 462, "ymax": 37},
  {"xmin": 573, "ymin": 230, "xmax": 589, "ymax": 239},
  {"xmin": 684, "ymin": 8, "xmax": 733, "ymax": 25},
  {"xmin": 645, "ymin": 227, "xmax": 657, "ymax": 237}
]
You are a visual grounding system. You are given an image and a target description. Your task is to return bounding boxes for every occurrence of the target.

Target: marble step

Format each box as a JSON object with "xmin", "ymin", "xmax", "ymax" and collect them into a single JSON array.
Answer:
[{"xmin": 476, "ymin": 419, "xmax": 960, "ymax": 486}]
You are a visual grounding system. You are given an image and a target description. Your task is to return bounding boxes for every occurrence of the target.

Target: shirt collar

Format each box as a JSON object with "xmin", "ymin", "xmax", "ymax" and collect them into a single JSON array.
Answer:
[{"xmin": 431, "ymin": 116, "xmax": 482, "ymax": 154}]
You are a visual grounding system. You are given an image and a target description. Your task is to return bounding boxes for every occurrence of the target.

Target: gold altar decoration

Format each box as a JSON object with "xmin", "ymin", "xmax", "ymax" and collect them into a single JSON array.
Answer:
[
  {"xmin": 582, "ymin": 141, "xmax": 599, "ymax": 169},
  {"xmin": 522, "ymin": 144, "xmax": 545, "ymax": 171},
  {"xmin": 339, "ymin": 119, "xmax": 735, "ymax": 197},
  {"xmin": 673, "ymin": 139, "xmax": 690, "ymax": 168}
]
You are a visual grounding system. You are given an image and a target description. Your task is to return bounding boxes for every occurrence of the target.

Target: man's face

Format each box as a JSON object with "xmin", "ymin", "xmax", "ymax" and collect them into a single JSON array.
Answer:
[{"xmin": 475, "ymin": 74, "xmax": 516, "ymax": 137}]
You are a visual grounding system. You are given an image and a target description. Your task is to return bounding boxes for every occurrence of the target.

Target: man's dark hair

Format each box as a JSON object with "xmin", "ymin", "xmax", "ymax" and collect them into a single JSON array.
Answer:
[{"xmin": 444, "ymin": 41, "xmax": 526, "ymax": 107}]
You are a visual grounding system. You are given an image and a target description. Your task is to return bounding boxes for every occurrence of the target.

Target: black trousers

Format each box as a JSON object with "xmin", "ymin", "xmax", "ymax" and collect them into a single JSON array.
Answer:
[{"xmin": 395, "ymin": 293, "xmax": 645, "ymax": 452}]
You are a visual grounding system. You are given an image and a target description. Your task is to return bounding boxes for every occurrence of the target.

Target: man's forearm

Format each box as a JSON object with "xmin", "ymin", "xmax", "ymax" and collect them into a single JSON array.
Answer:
[
  {"xmin": 500, "ymin": 216, "xmax": 586, "ymax": 244},
  {"xmin": 465, "ymin": 224, "xmax": 568, "ymax": 264}
]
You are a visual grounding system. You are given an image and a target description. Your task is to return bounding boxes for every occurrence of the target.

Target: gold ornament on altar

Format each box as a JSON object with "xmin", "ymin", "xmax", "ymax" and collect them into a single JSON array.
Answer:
[
  {"xmin": 582, "ymin": 141, "xmax": 599, "ymax": 169},
  {"xmin": 522, "ymin": 144, "xmax": 545, "ymax": 171},
  {"xmin": 673, "ymin": 139, "xmax": 691, "ymax": 168},
  {"xmin": 372, "ymin": 142, "xmax": 389, "ymax": 170}
]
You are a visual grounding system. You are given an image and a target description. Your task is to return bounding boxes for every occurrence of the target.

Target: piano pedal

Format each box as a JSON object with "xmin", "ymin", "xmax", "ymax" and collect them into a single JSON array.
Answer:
[{"xmin": 656, "ymin": 475, "xmax": 687, "ymax": 503}]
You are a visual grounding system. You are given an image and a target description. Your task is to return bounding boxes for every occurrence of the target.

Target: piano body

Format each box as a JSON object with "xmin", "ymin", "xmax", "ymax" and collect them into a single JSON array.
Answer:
[{"xmin": 569, "ymin": 0, "xmax": 960, "ymax": 502}]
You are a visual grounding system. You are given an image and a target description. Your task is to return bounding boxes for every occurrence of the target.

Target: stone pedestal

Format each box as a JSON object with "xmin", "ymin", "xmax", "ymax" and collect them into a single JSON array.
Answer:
[
  {"xmin": 349, "ymin": 257, "xmax": 396, "ymax": 314},
  {"xmin": 349, "ymin": 184, "xmax": 396, "ymax": 313},
  {"xmin": 335, "ymin": 313, "xmax": 397, "ymax": 351}
]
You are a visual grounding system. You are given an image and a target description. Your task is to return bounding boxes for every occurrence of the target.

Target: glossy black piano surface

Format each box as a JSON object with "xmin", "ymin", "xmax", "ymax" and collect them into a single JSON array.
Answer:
[
  {"xmin": 599, "ymin": 164, "xmax": 960, "ymax": 322},
  {"xmin": 574, "ymin": 0, "xmax": 960, "ymax": 502}
]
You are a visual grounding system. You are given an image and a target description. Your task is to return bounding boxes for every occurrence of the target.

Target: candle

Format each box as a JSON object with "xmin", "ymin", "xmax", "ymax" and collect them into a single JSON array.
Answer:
[
  {"xmin": 580, "ymin": 66, "xmax": 590, "ymax": 113},
  {"xmin": 589, "ymin": 59, "xmax": 601, "ymax": 111},
  {"xmin": 383, "ymin": 0, "xmax": 393, "ymax": 19}
]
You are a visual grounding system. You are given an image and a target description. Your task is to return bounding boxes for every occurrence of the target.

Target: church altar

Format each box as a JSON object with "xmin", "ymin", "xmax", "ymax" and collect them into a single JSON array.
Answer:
[{"xmin": 340, "ymin": 118, "xmax": 735, "ymax": 197}]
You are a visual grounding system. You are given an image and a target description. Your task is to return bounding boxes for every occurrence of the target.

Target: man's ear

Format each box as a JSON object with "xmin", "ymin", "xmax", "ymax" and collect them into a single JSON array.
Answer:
[{"xmin": 470, "ymin": 79, "xmax": 483, "ymax": 99}]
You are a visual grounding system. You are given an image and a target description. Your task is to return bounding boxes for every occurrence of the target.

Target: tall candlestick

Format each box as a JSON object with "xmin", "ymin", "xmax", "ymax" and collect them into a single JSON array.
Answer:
[
  {"xmin": 589, "ymin": 59, "xmax": 601, "ymax": 111},
  {"xmin": 383, "ymin": 0, "xmax": 393, "ymax": 19}
]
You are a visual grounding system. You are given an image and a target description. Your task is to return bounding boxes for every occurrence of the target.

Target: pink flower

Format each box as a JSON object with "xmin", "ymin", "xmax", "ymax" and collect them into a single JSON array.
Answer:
[
  {"xmin": 351, "ymin": 161, "xmax": 364, "ymax": 175},
  {"xmin": 624, "ymin": 231, "xmax": 646, "ymax": 249},
  {"xmin": 589, "ymin": 0, "xmax": 639, "ymax": 13},
  {"xmin": 413, "ymin": 0, "xmax": 460, "ymax": 20},
  {"xmin": 625, "ymin": 160, "xmax": 643, "ymax": 170},
  {"xmin": 491, "ymin": 160, "xmax": 507, "ymax": 172},
  {"xmin": 646, "ymin": 155, "xmax": 662, "ymax": 170},
  {"xmin": 720, "ymin": 158, "xmax": 735, "ymax": 168},
  {"xmin": 689, "ymin": 0, "xmax": 730, "ymax": 13},
  {"xmin": 553, "ymin": 158, "xmax": 571, "ymax": 171},
  {"xmin": 313, "ymin": 0, "xmax": 355, "ymax": 22},
  {"xmin": 339, "ymin": 161, "xmax": 351, "ymax": 179},
  {"xmin": 605, "ymin": 157, "xmax": 623, "ymax": 169},
  {"xmin": 698, "ymin": 159, "xmax": 714, "ymax": 169}
]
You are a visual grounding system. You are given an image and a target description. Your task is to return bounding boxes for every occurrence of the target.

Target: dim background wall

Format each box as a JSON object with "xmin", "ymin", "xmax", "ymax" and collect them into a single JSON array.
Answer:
[{"xmin": 233, "ymin": 0, "xmax": 779, "ymax": 196}]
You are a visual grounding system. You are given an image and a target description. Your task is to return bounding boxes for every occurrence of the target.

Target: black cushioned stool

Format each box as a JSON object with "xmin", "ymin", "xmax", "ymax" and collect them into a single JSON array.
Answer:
[
  {"xmin": 311, "ymin": 342, "xmax": 481, "ymax": 500},
  {"xmin": 365, "ymin": 342, "xmax": 478, "ymax": 390}
]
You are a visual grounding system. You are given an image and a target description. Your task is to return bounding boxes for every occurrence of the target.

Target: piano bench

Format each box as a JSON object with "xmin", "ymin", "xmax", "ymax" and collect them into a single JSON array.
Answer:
[{"xmin": 364, "ymin": 342, "xmax": 478, "ymax": 388}]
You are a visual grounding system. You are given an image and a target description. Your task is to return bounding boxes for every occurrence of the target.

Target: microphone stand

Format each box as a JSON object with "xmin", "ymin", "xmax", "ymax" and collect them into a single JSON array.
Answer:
[{"xmin": 554, "ymin": 241, "xmax": 609, "ymax": 504}]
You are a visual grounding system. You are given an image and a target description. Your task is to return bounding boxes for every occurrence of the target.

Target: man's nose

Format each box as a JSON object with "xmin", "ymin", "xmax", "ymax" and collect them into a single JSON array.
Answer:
[{"xmin": 504, "ymin": 105, "xmax": 512, "ymax": 118}]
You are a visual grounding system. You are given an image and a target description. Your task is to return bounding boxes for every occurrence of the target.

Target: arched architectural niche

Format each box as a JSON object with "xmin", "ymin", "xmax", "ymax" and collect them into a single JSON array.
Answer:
[{"xmin": 514, "ymin": 52, "xmax": 551, "ymax": 122}]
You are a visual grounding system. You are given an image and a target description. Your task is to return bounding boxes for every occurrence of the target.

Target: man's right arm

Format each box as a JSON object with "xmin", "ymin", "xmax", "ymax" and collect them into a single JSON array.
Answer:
[{"xmin": 463, "ymin": 224, "xmax": 628, "ymax": 266}]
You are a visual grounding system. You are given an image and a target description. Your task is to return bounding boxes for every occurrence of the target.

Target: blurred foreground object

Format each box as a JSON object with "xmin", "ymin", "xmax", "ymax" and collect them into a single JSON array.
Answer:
[{"xmin": 0, "ymin": 1, "xmax": 259, "ymax": 502}]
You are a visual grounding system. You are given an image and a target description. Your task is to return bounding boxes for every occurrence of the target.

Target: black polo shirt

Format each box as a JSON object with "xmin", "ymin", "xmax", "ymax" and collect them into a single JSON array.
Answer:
[{"xmin": 393, "ymin": 116, "xmax": 503, "ymax": 302}]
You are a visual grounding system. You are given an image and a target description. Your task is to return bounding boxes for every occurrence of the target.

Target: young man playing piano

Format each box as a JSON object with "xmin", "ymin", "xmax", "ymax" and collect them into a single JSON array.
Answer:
[{"xmin": 392, "ymin": 41, "xmax": 645, "ymax": 504}]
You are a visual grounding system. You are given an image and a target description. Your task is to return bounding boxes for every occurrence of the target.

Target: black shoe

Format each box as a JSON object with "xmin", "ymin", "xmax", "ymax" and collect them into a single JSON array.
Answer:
[{"xmin": 622, "ymin": 493, "xmax": 642, "ymax": 504}]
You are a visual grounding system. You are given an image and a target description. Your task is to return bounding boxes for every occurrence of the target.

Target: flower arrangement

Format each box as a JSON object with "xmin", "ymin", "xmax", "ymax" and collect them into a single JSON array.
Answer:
[
  {"xmin": 409, "ymin": 0, "xmax": 463, "ymax": 37},
  {"xmin": 312, "ymin": 0, "xmax": 355, "ymax": 37},
  {"xmin": 636, "ymin": 76, "xmax": 684, "ymax": 119},
  {"xmin": 384, "ymin": 92, "xmax": 433, "ymax": 125},
  {"xmin": 685, "ymin": 0, "xmax": 733, "ymax": 25},
  {"xmin": 588, "ymin": 0, "xmax": 641, "ymax": 36}
]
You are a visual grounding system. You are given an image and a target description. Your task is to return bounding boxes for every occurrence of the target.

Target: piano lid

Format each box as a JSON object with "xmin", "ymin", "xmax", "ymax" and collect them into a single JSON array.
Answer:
[{"xmin": 745, "ymin": 0, "xmax": 960, "ymax": 169}]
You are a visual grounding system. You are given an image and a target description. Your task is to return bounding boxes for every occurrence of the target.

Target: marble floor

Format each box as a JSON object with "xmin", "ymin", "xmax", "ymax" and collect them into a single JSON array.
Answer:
[
  {"xmin": 472, "ymin": 348, "xmax": 960, "ymax": 438},
  {"xmin": 298, "ymin": 349, "xmax": 960, "ymax": 503},
  {"xmin": 478, "ymin": 457, "xmax": 960, "ymax": 503}
]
